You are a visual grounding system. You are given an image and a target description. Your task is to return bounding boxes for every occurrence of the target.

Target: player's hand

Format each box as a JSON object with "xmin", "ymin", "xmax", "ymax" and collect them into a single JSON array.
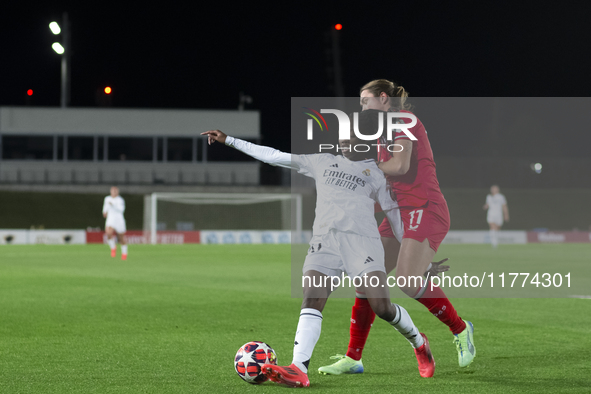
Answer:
[
  {"xmin": 201, "ymin": 130, "xmax": 227, "ymax": 145},
  {"xmin": 103, "ymin": 213, "xmax": 107, "ymax": 218},
  {"xmin": 424, "ymin": 258, "xmax": 450, "ymax": 278}
]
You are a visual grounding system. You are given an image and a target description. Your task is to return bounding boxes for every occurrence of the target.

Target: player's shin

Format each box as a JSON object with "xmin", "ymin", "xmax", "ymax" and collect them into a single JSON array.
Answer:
[
  {"xmin": 389, "ymin": 304, "xmax": 424, "ymax": 349},
  {"xmin": 490, "ymin": 229, "xmax": 498, "ymax": 248},
  {"xmin": 414, "ymin": 279, "xmax": 466, "ymax": 335},
  {"xmin": 346, "ymin": 291, "xmax": 376, "ymax": 361},
  {"xmin": 292, "ymin": 308, "xmax": 323, "ymax": 374}
]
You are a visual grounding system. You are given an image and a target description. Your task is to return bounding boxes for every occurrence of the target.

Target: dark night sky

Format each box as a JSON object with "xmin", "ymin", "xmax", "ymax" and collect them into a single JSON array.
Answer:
[{"xmin": 2, "ymin": 1, "xmax": 591, "ymax": 154}]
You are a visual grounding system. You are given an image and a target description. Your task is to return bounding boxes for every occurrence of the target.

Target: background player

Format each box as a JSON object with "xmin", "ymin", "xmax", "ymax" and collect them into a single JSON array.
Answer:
[
  {"xmin": 320, "ymin": 80, "xmax": 475, "ymax": 375},
  {"xmin": 483, "ymin": 185, "xmax": 509, "ymax": 248},
  {"xmin": 202, "ymin": 126, "xmax": 436, "ymax": 387},
  {"xmin": 102, "ymin": 186, "xmax": 128, "ymax": 260}
]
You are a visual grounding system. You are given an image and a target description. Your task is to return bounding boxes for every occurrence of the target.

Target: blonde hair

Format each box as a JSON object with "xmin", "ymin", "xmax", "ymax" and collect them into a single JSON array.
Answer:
[{"xmin": 360, "ymin": 79, "xmax": 410, "ymax": 110}]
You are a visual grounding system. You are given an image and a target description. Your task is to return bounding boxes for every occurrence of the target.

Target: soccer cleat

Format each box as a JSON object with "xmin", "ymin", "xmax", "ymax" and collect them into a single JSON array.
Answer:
[
  {"xmin": 318, "ymin": 354, "xmax": 364, "ymax": 375},
  {"xmin": 110, "ymin": 248, "xmax": 116, "ymax": 258},
  {"xmin": 121, "ymin": 254, "xmax": 127, "ymax": 261},
  {"xmin": 453, "ymin": 320, "xmax": 476, "ymax": 367},
  {"xmin": 414, "ymin": 333, "xmax": 435, "ymax": 378},
  {"xmin": 262, "ymin": 363, "xmax": 310, "ymax": 388}
]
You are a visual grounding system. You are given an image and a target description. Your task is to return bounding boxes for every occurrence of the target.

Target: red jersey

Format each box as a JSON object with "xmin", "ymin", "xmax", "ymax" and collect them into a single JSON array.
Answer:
[{"xmin": 377, "ymin": 110, "xmax": 445, "ymax": 208}]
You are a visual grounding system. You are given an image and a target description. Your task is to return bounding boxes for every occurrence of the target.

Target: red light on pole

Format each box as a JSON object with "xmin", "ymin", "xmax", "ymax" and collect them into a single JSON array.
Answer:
[
  {"xmin": 334, "ymin": 24, "xmax": 342, "ymax": 31},
  {"xmin": 104, "ymin": 86, "xmax": 112, "ymax": 94},
  {"xmin": 27, "ymin": 89, "xmax": 33, "ymax": 96}
]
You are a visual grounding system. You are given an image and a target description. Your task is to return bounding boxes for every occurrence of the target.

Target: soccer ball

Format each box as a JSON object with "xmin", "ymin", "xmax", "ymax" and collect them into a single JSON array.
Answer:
[{"xmin": 234, "ymin": 341, "xmax": 277, "ymax": 384}]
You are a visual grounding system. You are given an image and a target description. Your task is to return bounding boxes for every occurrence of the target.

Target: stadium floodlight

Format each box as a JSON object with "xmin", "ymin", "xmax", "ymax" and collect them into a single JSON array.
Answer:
[
  {"xmin": 49, "ymin": 21, "xmax": 61, "ymax": 35},
  {"xmin": 48, "ymin": 12, "xmax": 70, "ymax": 107},
  {"xmin": 145, "ymin": 193, "xmax": 303, "ymax": 244},
  {"xmin": 52, "ymin": 42, "xmax": 65, "ymax": 54}
]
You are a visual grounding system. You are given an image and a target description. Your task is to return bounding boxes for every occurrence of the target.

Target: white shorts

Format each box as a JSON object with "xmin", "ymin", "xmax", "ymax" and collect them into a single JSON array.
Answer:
[
  {"xmin": 106, "ymin": 217, "xmax": 126, "ymax": 234},
  {"xmin": 303, "ymin": 230, "xmax": 385, "ymax": 279},
  {"xmin": 487, "ymin": 211, "xmax": 503, "ymax": 226}
]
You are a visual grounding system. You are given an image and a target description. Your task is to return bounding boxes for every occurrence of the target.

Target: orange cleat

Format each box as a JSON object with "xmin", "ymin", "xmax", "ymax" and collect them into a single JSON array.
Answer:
[
  {"xmin": 110, "ymin": 248, "xmax": 116, "ymax": 258},
  {"xmin": 121, "ymin": 254, "xmax": 127, "ymax": 260},
  {"xmin": 262, "ymin": 363, "xmax": 310, "ymax": 388},
  {"xmin": 414, "ymin": 333, "xmax": 435, "ymax": 378}
]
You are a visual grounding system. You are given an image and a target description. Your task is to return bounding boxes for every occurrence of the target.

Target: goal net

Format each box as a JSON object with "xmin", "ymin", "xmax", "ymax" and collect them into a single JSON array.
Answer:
[{"xmin": 143, "ymin": 193, "xmax": 302, "ymax": 244}]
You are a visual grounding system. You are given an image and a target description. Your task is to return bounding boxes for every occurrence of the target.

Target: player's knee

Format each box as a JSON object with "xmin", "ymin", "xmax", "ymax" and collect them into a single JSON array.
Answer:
[
  {"xmin": 396, "ymin": 275, "xmax": 420, "ymax": 298},
  {"xmin": 368, "ymin": 299, "xmax": 395, "ymax": 321},
  {"xmin": 301, "ymin": 297, "xmax": 327, "ymax": 312}
]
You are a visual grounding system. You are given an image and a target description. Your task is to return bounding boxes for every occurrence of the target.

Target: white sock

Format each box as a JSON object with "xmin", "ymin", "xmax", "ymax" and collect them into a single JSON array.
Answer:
[
  {"xmin": 108, "ymin": 238, "xmax": 116, "ymax": 250},
  {"xmin": 390, "ymin": 304, "xmax": 424, "ymax": 349},
  {"xmin": 121, "ymin": 245, "xmax": 128, "ymax": 255},
  {"xmin": 490, "ymin": 229, "xmax": 498, "ymax": 247},
  {"xmin": 292, "ymin": 308, "xmax": 322, "ymax": 374}
]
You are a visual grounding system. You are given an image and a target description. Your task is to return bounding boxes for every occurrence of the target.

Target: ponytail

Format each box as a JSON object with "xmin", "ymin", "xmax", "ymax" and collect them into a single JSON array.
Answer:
[{"xmin": 360, "ymin": 79, "xmax": 410, "ymax": 110}]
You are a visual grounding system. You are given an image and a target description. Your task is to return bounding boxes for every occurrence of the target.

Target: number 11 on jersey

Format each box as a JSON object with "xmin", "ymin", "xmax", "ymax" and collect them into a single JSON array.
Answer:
[{"xmin": 409, "ymin": 209, "xmax": 423, "ymax": 231}]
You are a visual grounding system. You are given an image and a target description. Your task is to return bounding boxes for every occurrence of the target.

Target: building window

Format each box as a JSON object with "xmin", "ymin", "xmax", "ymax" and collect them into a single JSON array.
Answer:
[
  {"xmin": 1, "ymin": 136, "xmax": 53, "ymax": 160},
  {"xmin": 68, "ymin": 137, "xmax": 94, "ymax": 161},
  {"xmin": 108, "ymin": 137, "xmax": 152, "ymax": 161},
  {"xmin": 167, "ymin": 138, "xmax": 193, "ymax": 162}
]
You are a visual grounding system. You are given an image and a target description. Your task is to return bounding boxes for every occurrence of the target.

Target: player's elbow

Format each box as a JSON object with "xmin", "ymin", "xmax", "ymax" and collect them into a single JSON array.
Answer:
[{"xmin": 397, "ymin": 161, "xmax": 410, "ymax": 175}]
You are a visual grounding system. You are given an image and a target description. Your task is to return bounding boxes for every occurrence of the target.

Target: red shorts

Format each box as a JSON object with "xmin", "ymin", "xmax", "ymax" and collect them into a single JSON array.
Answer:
[{"xmin": 378, "ymin": 200, "xmax": 450, "ymax": 252}]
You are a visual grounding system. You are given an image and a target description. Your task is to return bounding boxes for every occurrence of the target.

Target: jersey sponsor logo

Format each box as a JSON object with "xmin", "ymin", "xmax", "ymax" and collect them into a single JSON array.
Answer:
[{"xmin": 322, "ymin": 169, "xmax": 367, "ymax": 191}]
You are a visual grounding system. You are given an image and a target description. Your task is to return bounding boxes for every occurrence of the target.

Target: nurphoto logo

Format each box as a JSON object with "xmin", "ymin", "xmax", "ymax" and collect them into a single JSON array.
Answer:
[
  {"xmin": 303, "ymin": 108, "xmax": 418, "ymax": 153},
  {"xmin": 305, "ymin": 108, "xmax": 417, "ymax": 141}
]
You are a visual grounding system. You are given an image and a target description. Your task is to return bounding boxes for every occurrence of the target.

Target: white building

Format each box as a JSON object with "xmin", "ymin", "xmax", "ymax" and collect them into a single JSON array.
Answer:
[{"xmin": 0, "ymin": 107, "xmax": 260, "ymax": 185}]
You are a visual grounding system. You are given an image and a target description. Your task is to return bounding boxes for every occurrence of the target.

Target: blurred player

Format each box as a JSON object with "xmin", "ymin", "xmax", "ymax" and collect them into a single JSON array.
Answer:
[
  {"xmin": 202, "ymin": 126, "xmax": 436, "ymax": 387},
  {"xmin": 102, "ymin": 186, "xmax": 128, "ymax": 260},
  {"xmin": 483, "ymin": 185, "xmax": 509, "ymax": 248},
  {"xmin": 319, "ymin": 80, "xmax": 475, "ymax": 375}
]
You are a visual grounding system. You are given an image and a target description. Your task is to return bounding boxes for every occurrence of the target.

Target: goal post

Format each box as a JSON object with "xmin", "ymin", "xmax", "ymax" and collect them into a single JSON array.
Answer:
[{"xmin": 144, "ymin": 193, "xmax": 302, "ymax": 244}]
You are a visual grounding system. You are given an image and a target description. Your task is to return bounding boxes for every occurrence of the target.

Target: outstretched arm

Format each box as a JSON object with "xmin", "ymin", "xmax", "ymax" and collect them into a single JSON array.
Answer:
[{"xmin": 201, "ymin": 130, "xmax": 296, "ymax": 170}]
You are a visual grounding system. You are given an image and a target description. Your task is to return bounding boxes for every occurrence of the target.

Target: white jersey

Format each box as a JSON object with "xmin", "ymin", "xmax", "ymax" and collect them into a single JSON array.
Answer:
[
  {"xmin": 103, "ymin": 196, "xmax": 126, "ymax": 221},
  {"xmin": 486, "ymin": 193, "xmax": 506, "ymax": 216},
  {"xmin": 103, "ymin": 195, "xmax": 126, "ymax": 233},
  {"xmin": 486, "ymin": 193, "xmax": 506, "ymax": 225},
  {"xmin": 225, "ymin": 136, "xmax": 403, "ymax": 241}
]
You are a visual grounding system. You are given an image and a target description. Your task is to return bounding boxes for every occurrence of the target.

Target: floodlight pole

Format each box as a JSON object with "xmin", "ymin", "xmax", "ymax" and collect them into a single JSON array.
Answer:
[
  {"xmin": 330, "ymin": 27, "xmax": 345, "ymax": 110},
  {"xmin": 60, "ymin": 12, "xmax": 71, "ymax": 108}
]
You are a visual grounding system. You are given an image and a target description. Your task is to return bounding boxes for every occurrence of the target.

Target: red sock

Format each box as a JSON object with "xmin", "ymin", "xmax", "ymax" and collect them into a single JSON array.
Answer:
[
  {"xmin": 416, "ymin": 284, "xmax": 466, "ymax": 335},
  {"xmin": 346, "ymin": 297, "xmax": 376, "ymax": 361}
]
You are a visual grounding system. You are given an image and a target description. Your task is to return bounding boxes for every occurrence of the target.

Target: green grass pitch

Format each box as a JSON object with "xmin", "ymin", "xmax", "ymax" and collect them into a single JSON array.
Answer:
[{"xmin": 0, "ymin": 244, "xmax": 590, "ymax": 393}]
